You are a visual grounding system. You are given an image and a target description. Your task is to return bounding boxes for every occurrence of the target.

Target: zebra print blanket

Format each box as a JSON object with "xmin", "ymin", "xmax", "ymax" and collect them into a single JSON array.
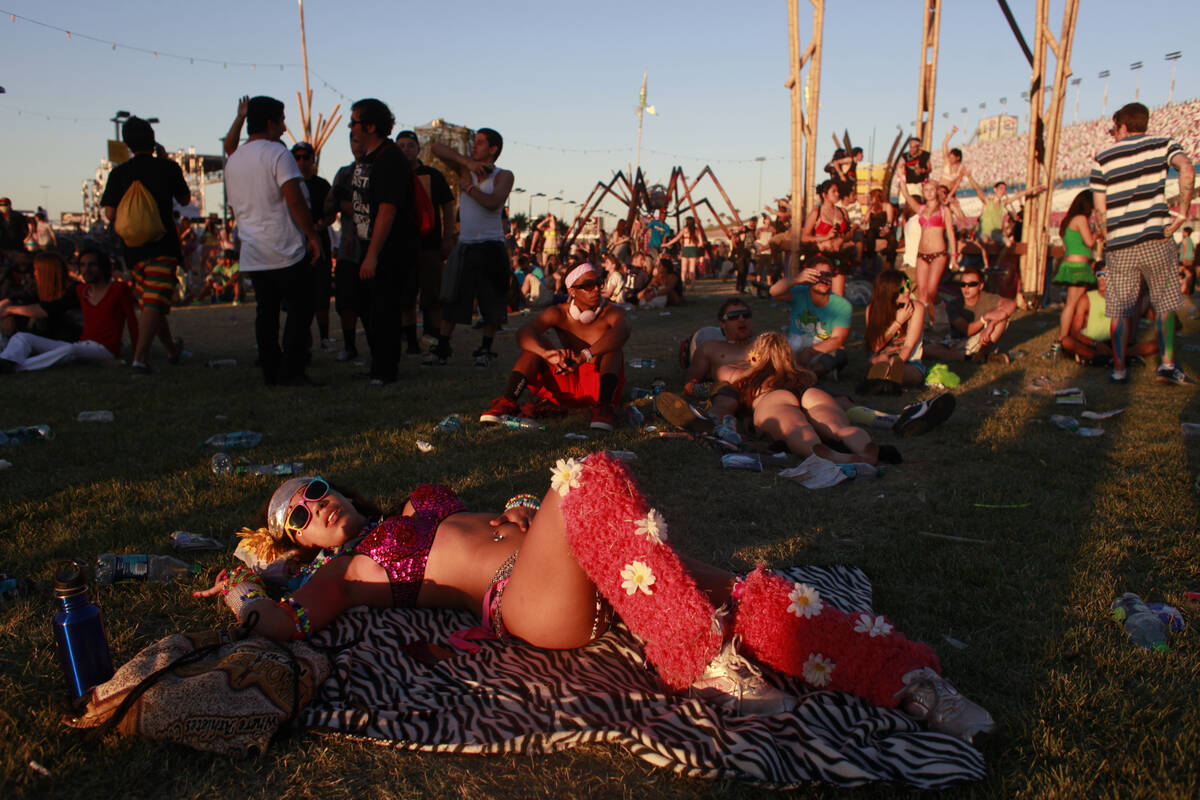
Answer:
[{"xmin": 301, "ymin": 565, "xmax": 985, "ymax": 789}]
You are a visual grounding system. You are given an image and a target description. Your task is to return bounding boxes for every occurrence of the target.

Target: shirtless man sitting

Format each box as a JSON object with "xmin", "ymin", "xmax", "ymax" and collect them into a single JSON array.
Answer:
[{"xmin": 480, "ymin": 263, "xmax": 631, "ymax": 431}]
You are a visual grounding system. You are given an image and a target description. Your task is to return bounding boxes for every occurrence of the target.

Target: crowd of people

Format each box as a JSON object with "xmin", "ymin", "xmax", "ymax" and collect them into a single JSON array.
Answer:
[{"xmin": 4, "ymin": 92, "xmax": 1197, "ymax": 765}]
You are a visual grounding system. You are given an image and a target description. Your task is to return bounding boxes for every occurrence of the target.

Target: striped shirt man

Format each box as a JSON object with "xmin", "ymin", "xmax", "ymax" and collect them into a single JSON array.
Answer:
[{"xmin": 1089, "ymin": 134, "xmax": 1185, "ymax": 250}]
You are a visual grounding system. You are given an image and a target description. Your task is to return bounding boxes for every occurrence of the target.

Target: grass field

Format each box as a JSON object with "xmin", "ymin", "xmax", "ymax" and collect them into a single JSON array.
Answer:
[{"xmin": 2, "ymin": 280, "xmax": 1199, "ymax": 799}]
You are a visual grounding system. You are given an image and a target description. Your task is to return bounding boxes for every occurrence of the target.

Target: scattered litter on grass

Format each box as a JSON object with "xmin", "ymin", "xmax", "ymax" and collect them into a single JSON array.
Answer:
[
  {"xmin": 203, "ymin": 430, "xmax": 262, "ymax": 449},
  {"xmin": 779, "ymin": 454, "xmax": 848, "ymax": 489},
  {"xmin": 1, "ymin": 425, "xmax": 53, "ymax": 445},
  {"xmin": 722, "ymin": 453, "xmax": 762, "ymax": 471},
  {"xmin": 1182, "ymin": 423, "xmax": 1200, "ymax": 436},
  {"xmin": 1053, "ymin": 387, "xmax": 1083, "ymax": 397},
  {"xmin": 642, "ymin": 425, "xmax": 658, "ymax": 433},
  {"xmin": 206, "ymin": 359, "xmax": 237, "ymax": 367},
  {"xmin": 76, "ymin": 411, "xmax": 114, "ymax": 422},
  {"xmin": 658, "ymin": 311, "xmax": 671, "ymax": 316},
  {"xmin": 657, "ymin": 431, "xmax": 691, "ymax": 439},
  {"xmin": 1183, "ymin": 344, "xmax": 1200, "ymax": 351},
  {"xmin": 416, "ymin": 440, "xmax": 434, "ymax": 453},
  {"xmin": 214, "ymin": 414, "xmax": 228, "ymax": 421},
  {"xmin": 1147, "ymin": 603, "xmax": 1186, "ymax": 632},
  {"xmin": 942, "ymin": 635, "xmax": 968, "ymax": 650},
  {"xmin": 170, "ymin": 532, "xmax": 224, "ymax": 550},
  {"xmin": 564, "ymin": 432, "xmax": 588, "ymax": 440},
  {"xmin": 973, "ymin": 503, "xmax": 1031, "ymax": 509},
  {"xmin": 1049, "ymin": 415, "xmax": 1104, "ymax": 436},
  {"xmin": 1082, "ymin": 409, "xmax": 1124, "ymax": 420},
  {"xmin": 28, "ymin": 761, "xmax": 50, "ymax": 777},
  {"xmin": 991, "ymin": 389, "xmax": 1009, "ymax": 396},
  {"xmin": 625, "ymin": 405, "xmax": 645, "ymax": 425},
  {"xmin": 917, "ymin": 530, "xmax": 989, "ymax": 543},
  {"xmin": 435, "ymin": 414, "xmax": 463, "ymax": 433},
  {"xmin": 1008, "ymin": 349, "xmax": 1026, "ymax": 359},
  {"xmin": 838, "ymin": 462, "xmax": 881, "ymax": 480},
  {"xmin": 605, "ymin": 450, "xmax": 637, "ymax": 462},
  {"xmin": 0, "ymin": 460, "xmax": 11, "ymax": 470}
]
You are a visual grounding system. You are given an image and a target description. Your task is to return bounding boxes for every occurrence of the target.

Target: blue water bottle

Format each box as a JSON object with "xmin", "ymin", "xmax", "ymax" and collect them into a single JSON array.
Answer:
[{"xmin": 52, "ymin": 559, "xmax": 114, "ymax": 707}]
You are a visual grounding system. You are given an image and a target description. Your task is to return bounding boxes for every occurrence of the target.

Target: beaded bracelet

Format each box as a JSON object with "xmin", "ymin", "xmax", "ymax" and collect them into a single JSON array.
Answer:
[
  {"xmin": 505, "ymin": 493, "xmax": 541, "ymax": 512},
  {"xmin": 281, "ymin": 594, "xmax": 312, "ymax": 640},
  {"xmin": 221, "ymin": 565, "xmax": 262, "ymax": 595}
]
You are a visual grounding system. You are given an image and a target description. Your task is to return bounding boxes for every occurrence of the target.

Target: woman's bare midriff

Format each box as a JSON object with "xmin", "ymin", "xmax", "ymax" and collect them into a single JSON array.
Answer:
[{"xmin": 418, "ymin": 512, "xmax": 525, "ymax": 612}]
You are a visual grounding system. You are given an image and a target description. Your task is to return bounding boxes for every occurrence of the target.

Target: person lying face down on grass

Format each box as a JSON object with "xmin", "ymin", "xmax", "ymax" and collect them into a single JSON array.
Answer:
[
  {"xmin": 724, "ymin": 332, "xmax": 900, "ymax": 466},
  {"xmin": 194, "ymin": 457, "xmax": 993, "ymax": 741},
  {"xmin": 478, "ymin": 263, "xmax": 632, "ymax": 432}
]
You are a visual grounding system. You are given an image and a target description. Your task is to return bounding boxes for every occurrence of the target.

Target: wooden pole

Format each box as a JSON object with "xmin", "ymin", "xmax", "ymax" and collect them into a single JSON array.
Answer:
[
  {"xmin": 1018, "ymin": 0, "xmax": 1078, "ymax": 305},
  {"xmin": 297, "ymin": 0, "xmax": 312, "ymax": 144},
  {"xmin": 916, "ymin": 0, "xmax": 942, "ymax": 152},
  {"xmin": 786, "ymin": 0, "xmax": 824, "ymax": 279},
  {"xmin": 696, "ymin": 165, "xmax": 744, "ymax": 230}
]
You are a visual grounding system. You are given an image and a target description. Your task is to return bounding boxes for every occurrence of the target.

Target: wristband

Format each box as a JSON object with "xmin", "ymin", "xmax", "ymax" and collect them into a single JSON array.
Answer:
[
  {"xmin": 222, "ymin": 565, "xmax": 263, "ymax": 595},
  {"xmin": 581, "ymin": 348, "xmax": 594, "ymax": 363},
  {"xmin": 505, "ymin": 493, "xmax": 541, "ymax": 512},
  {"xmin": 223, "ymin": 581, "xmax": 266, "ymax": 618}
]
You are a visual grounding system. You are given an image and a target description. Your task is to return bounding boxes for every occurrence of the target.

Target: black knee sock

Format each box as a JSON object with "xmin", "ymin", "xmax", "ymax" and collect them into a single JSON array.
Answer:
[
  {"xmin": 504, "ymin": 371, "xmax": 527, "ymax": 400},
  {"xmin": 403, "ymin": 324, "xmax": 418, "ymax": 349},
  {"xmin": 480, "ymin": 335, "xmax": 494, "ymax": 354},
  {"xmin": 436, "ymin": 334, "xmax": 451, "ymax": 354},
  {"xmin": 598, "ymin": 372, "xmax": 618, "ymax": 406},
  {"xmin": 341, "ymin": 325, "xmax": 357, "ymax": 353}
]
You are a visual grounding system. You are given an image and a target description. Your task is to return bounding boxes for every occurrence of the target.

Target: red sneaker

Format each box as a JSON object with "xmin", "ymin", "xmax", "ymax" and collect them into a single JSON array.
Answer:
[
  {"xmin": 589, "ymin": 404, "xmax": 616, "ymax": 431},
  {"xmin": 480, "ymin": 396, "xmax": 519, "ymax": 424}
]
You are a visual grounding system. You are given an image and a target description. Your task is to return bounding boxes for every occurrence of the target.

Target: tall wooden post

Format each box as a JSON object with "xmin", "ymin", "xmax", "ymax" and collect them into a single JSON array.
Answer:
[
  {"xmin": 916, "ymin": 0, "xmax": 942, "ymax": 152},
  {"xmin": 786, "ymin": 0, "xmax": 824, "ymax": 278},
  {"xmin": 1018, "ymin": 0, "xmax": 1079, "ymax": 306}
]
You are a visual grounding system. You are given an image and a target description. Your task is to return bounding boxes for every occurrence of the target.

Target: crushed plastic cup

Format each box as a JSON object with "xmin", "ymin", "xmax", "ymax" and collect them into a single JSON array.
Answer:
[
  {"xmin": 435, "ymin": 414, "xmax": 464, "ymax": 433},
  {"xmin": 76, "ymin": 411, "xmax": 114, "ymax": 423},
  {"xmin": 1, "ymin": 425, "xmax": 53, "ymax": 446},
  {"xmin": 721, "ymin": 453, "xmax": 762, "ymax": 471},
  {"xmin": 416, "ymin": 440, "xmax": 434, "ymax": 453}
]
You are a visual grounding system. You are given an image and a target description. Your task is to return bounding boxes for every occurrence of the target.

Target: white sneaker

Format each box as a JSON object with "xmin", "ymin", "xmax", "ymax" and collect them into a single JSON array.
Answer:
[
  {"xmin": 895, "ymin": 667, "xmax": 995, "ymax": 743},
  {"xmin": 690, "ymin": 634, "xmax": 795, "ymax": 715}
]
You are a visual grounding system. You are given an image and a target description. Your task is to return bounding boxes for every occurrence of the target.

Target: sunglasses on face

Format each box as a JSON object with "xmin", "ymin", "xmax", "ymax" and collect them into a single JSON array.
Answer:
[
  {"xmin": 721, "ymin": 309, "xmax": 752, "ymax": 321},
  {"xmin": 293, "ymin": 152, "xmax": 313, "ymax": 161},
  {"xmin": 285, "ymin": 476, "xmax": 330, "ymax": 534},
  {"xmin": 961, "ymin": 281, "xmax": 982, "ymax": 287},
  {"xmin": 572, "ymin": 280, "xmax": 600, "ymax": 290}
]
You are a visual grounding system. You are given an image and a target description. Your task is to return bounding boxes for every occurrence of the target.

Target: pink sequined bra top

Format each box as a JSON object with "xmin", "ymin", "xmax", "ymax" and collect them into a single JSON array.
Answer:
[{"xmin": 354, "ymin": 484, "xmax": 467, "ymax": 608}]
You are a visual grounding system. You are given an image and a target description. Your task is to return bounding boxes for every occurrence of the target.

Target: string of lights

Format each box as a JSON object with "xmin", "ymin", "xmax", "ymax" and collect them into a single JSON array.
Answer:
[{"xmin": 1, "ymin": 8, "xmax": 352, "ymax": 100}]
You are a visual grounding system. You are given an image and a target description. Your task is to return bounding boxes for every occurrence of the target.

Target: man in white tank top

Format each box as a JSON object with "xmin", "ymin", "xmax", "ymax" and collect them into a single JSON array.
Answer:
[{"xmin": 428, "ymin": 129, "xmax": 514, "ymax": 367}]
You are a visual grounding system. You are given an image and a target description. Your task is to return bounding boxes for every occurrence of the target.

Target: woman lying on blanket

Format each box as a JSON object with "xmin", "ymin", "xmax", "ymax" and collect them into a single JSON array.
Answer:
[
  {"xmin": 196, "ymin": 453, "xmax": 993, "ymax": 742},
  {"xmin": 726, "ymin": 332, "xmax": 900, "ymax": 466}
]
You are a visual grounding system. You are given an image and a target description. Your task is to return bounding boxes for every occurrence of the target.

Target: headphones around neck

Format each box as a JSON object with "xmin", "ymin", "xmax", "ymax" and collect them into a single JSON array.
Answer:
[{"xmin": 567, "ymin": 298, "xmax": 606, "ymax": 324}]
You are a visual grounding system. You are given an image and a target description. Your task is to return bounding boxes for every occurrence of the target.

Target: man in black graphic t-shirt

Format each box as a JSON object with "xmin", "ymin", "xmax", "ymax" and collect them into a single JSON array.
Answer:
[{"xmin": 348, "ymin": 98, "xmax": 419, "ymax": 385}]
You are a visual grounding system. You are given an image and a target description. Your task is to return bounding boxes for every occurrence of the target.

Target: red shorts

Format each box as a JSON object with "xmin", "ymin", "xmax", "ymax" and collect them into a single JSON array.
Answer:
[{"xmin": 528, "ymin": 361, "xmax": 625, "ymax": 408}]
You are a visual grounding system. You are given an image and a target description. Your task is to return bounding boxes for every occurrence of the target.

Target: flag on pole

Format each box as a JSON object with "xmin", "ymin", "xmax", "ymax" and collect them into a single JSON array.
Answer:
[{"xmin": 638, "ymin": 71, "xmax": 657, "ymax": 117}]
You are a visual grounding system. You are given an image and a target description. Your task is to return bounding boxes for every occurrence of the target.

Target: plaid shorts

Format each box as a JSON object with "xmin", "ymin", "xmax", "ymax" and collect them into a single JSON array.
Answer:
[
  {"xmin": 132, "ymin": 255, "xmax": 178, "ymax": 313},
  {"xmin": 1104, "ymin": 237, "xmax": 1185, "ymax": 318}
]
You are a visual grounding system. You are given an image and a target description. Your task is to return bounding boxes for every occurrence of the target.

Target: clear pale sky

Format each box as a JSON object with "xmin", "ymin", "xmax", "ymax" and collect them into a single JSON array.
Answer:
[{"xmin": 1, "ymin": 0, "xmax": 1196, "ymax": 223}]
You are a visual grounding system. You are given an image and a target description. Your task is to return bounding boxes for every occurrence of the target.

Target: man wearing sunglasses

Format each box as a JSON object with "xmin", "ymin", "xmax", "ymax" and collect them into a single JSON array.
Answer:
[
  {"xmin": 1091, "ymin": 101, "xmax": 1195, "ymax": 386},
  {"xmin": 480, "ymin": 263, "xmax": 631, "ymax": 430},
  {"xmin": 941, "ymin": 266, "xmax": 1015, "ymax": 363},
  {"xmin": 769, "ymin": 256, "xmax": 851, "ymax": 378}
]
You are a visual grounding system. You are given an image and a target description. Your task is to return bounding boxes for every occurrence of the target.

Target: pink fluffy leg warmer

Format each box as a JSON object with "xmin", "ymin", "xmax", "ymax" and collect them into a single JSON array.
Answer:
[
  {"xmin": 558, "ymin": 452, "xmax": 722, "ymax": 689},
  {"xmin": 733, "ymin": 567, "xmax": 940, "ymax": 707}
]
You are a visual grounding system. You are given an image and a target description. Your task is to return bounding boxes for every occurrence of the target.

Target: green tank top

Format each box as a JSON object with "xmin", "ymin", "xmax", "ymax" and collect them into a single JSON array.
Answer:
[
  {"xmin": 1063, "ymin": 227, "xmax": 1092, "ymax": 259},
  {"xmin": 979, "ymin": 199, "xmax": 1005, "ymax": 235},
  {"xmin": 1082, "ymin": 290, "xmax": 1109, "ymax": 341}
]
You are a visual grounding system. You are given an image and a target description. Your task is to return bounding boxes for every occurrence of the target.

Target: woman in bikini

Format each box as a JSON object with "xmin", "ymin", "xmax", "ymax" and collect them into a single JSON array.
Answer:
[
  {"xmin": 726, "ymin": 332, "xmax": 897, "ymax": 466},
  {"xmin": 801, "ymin": 180, "xmax": 853, "ymax": 295},
  {"xmin": 195, "ymin": 458, "xmax": 991, "ymax": 740},
  {"xmin": 663, "ymin": 216, "xmax": 706, "ymax": 287},
  {"xmin": 1051, "ymin": 190, "xmax": 1101, "ymax": 345},
  {"xmin": 899, "ymin": 178, "xmax": 956, "ymax": 322},
  {"xmin": 865, "ymin": 269, "xmax": 927, "ymax": 387}
]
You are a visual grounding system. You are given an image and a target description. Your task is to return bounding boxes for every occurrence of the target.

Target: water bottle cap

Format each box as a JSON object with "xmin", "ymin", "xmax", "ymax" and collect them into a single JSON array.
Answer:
[{"xmin": 53, "ymin": 559, "xmax": 89, "ymax": 597}]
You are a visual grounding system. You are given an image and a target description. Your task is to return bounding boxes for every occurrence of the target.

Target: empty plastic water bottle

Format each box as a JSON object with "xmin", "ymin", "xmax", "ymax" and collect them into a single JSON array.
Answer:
[
  {"xmin": 76, "ymin": 411, "xmax": 114, "ymax": 423},
  {"xmin": 238, "ymin": 461, "xmax": 304, "ymax": 476},
  {"xmin": 1110, "ymin": 593, "xmax": 1168, "ymax": 652},
  {"xmin": 628, "ymin": 358, "xmax": 657, "ymax": 369},
  {"xmin": 94, "ymin": 554, "xmax": 198, "ymax": 585},
  {"xmin": 203, "ymin": 430, "xmax": 262, "ymax": 449},
  {"xmin": 169, "ymin": 532, "xmax": 224, "ymax": 551},
  {"xmin": 206, "ymin": 359, "xmax": 238, "ymax": 367},
  {"xmin": 210, "ymin": 452, "xmax": 234, "ymax": 474},
  {"xmin": 435, "ymin": 414, "xmax": 464, "ymax": 433},
  {"xmin": 0, "ymin": 425, "xmax": 54, "ymax": 446}
]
